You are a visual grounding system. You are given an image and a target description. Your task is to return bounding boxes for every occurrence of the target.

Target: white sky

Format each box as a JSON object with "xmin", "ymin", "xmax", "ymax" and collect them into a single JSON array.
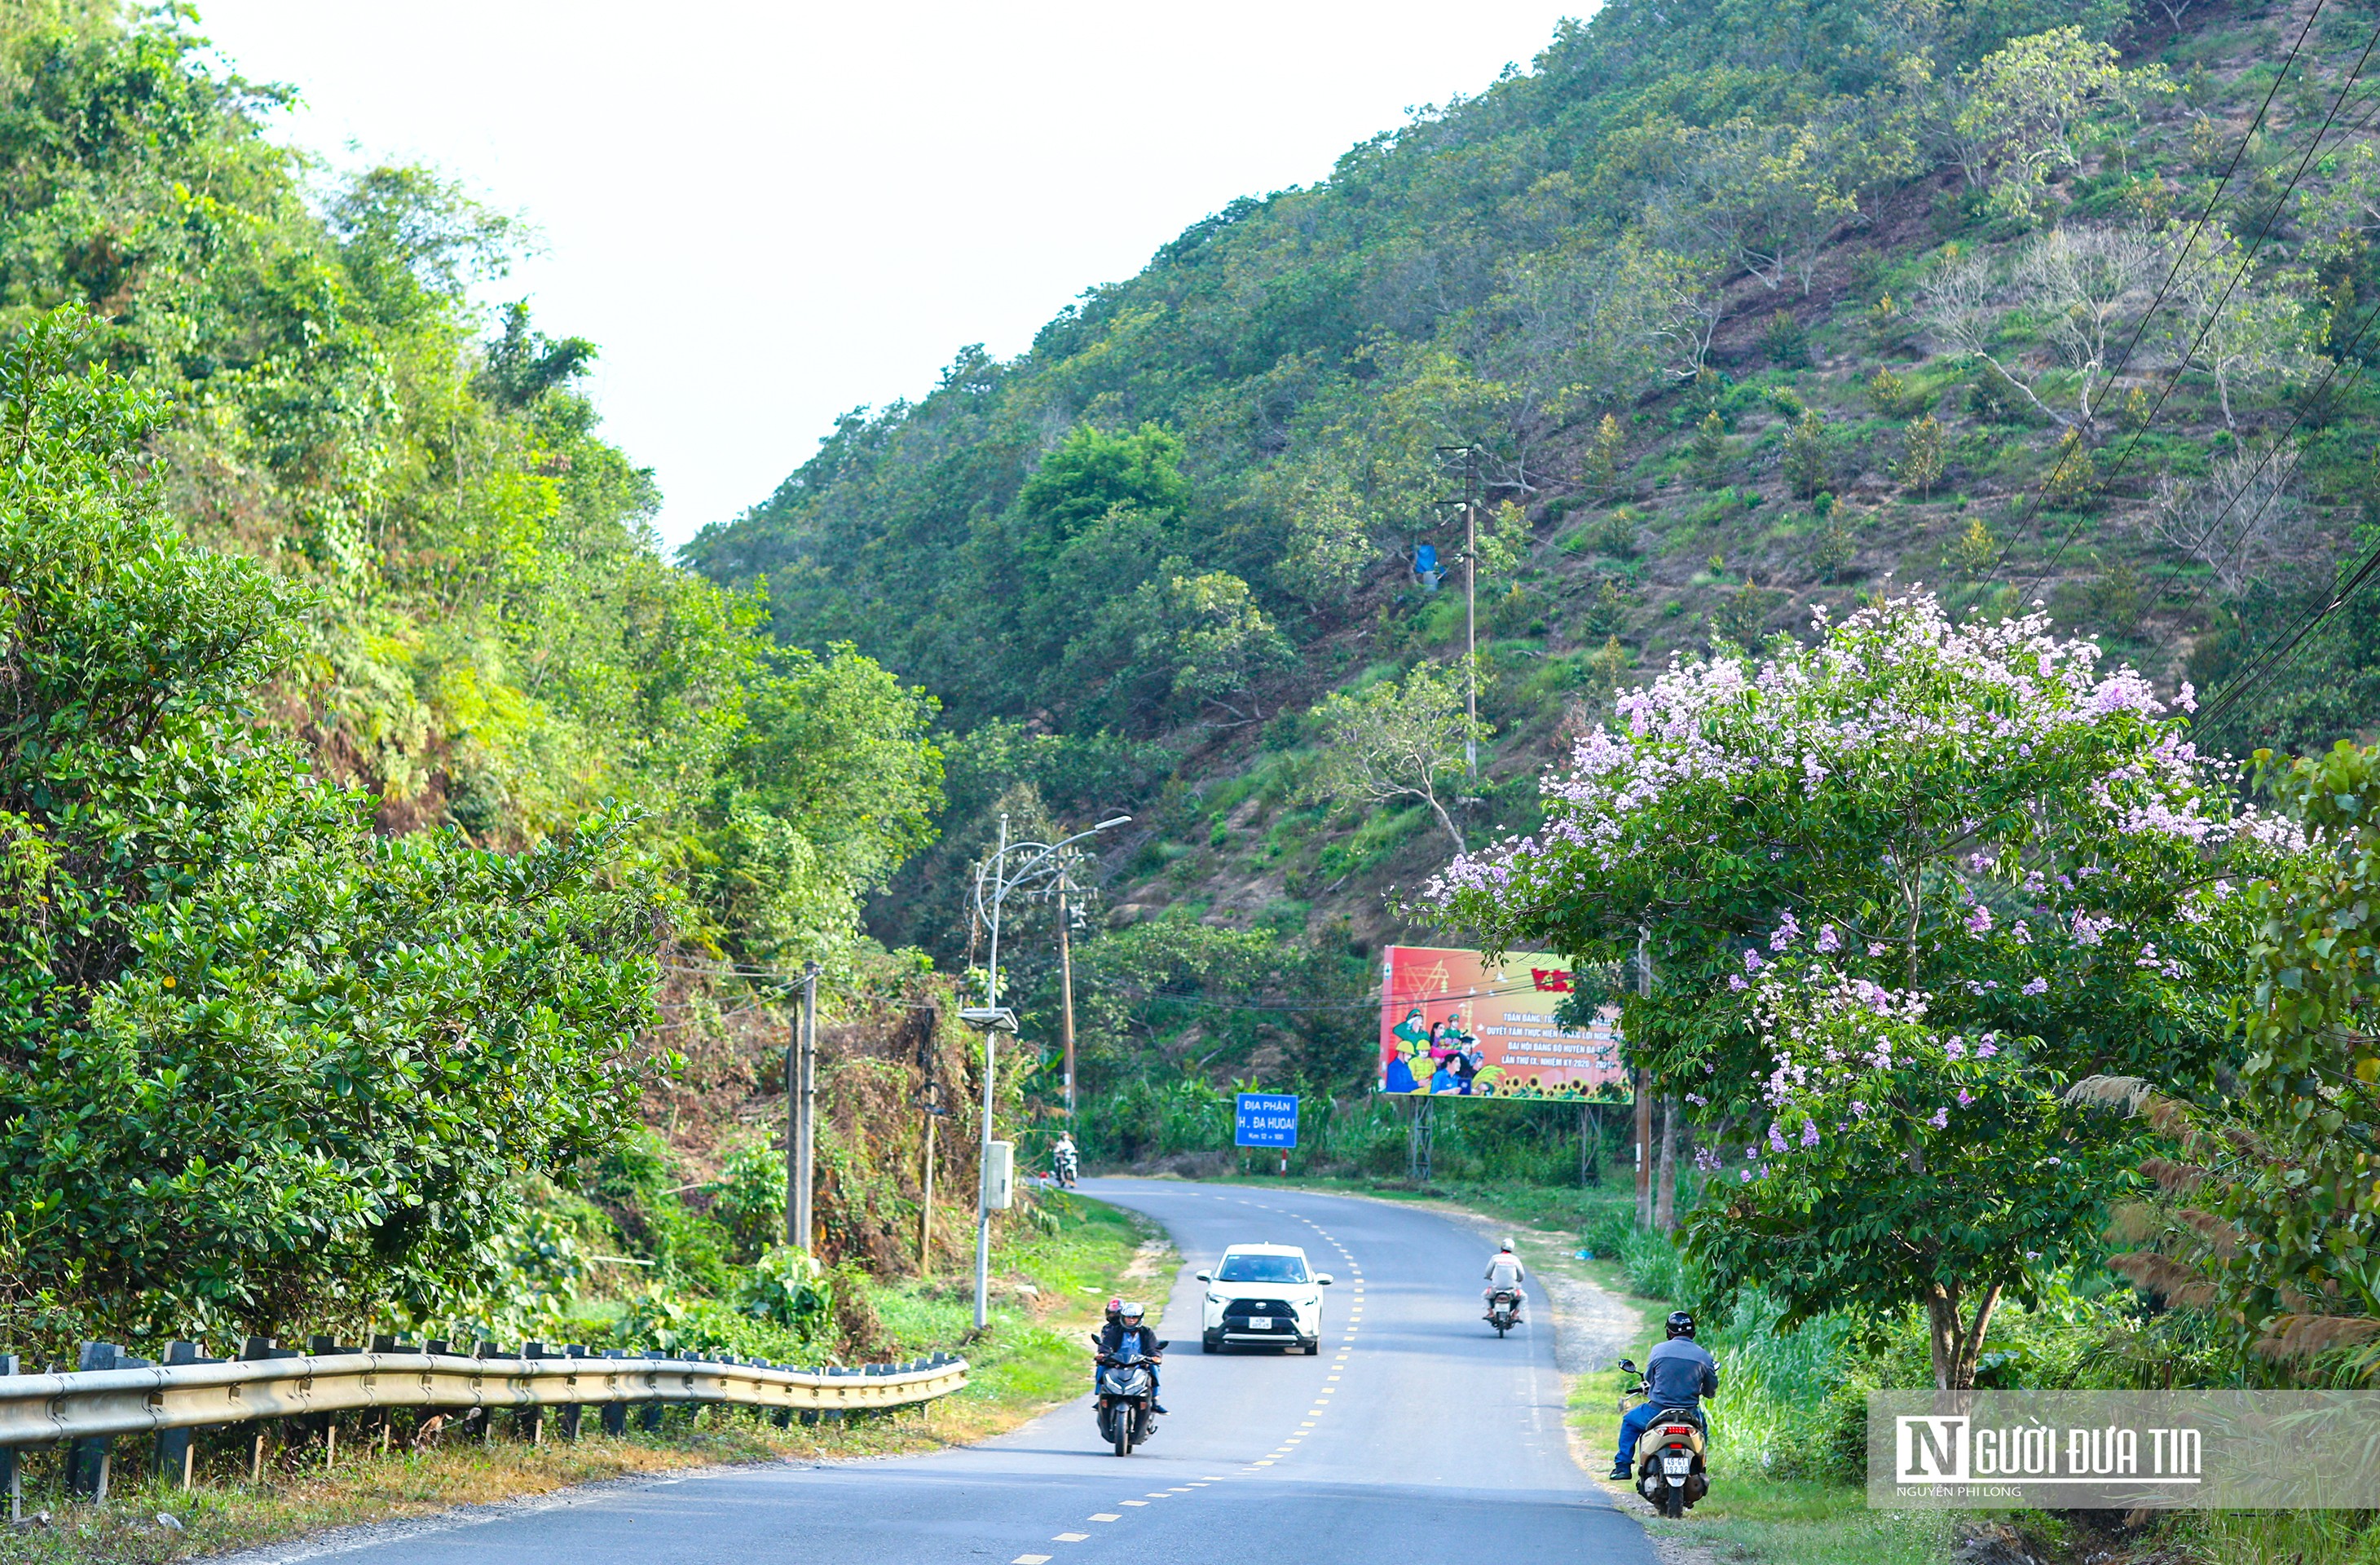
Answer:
[{"xmin": 192, "ymin": 2, "xmax": 1580, "ymax": 550}]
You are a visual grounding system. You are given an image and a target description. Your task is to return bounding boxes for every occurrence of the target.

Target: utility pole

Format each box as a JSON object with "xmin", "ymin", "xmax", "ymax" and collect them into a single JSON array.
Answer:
[
  {"xmin": 1464, "ymin": 449, "xmax": 1479, "ymax": 778},
  {"xmin": 1634, "ymin": 925, "xmax": 1653, "ymax": 1230},
  {"xmin": 1057, "ymin": 872, "xmax": 1078, "ymax": 1122},
  {"xmin": 973, "ymin": 813, "xmax": 1007, "ymax": 1331},
  {"xmin": 1434, "ymin": 445, "xmax": 1483, "ymax": 779},
  {"xmin": 789, "ymin": 961, "xmax": 819, "ymax": 1251},
  {"xmin": 963, "ymin": 813, "xmax": 1130, "ymax": 1331}
]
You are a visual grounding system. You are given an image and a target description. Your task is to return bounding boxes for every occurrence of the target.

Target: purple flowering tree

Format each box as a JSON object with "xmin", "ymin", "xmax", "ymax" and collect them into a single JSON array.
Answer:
[
  {"xmin": 1695, "ymin": 968, "xmax": 2103, "ymax": 1388},
  {"xmin": 1428, "ymin": 593, "xmax": 2304, "ymax": 1387}
]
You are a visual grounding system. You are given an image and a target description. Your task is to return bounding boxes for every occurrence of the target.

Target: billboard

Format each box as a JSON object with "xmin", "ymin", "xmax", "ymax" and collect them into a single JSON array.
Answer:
[{"xmin": 1378, "ymin": 945, "xmax": 1629, "ymax": 1102}]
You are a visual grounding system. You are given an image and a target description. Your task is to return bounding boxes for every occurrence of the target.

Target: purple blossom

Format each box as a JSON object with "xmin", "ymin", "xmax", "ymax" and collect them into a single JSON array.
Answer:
[
  {"xmin": 1945, "ymin": 1038, "xmax": 1967, "ymax": 1061},
  {"xmin": 1743, "ymin": 949, "xmax": 1765, "ymax": 972},
  {"xmin": 1977, "ymin": 1040, "xmax": 1999, "ymax": 1059},
  {"xmin": 1800, "ymin": 1120, "xmax": 1821, "ymax": 1147},
  {"xmin": 1956, "ymin": 1089, "xmax": 1974, "ymax": 1106},
  {"xmin": 1739, "ymin": 1169, "xmax": 1755, "ymax": 1183},
  {"xmin": 1768, "ymin": 1121, "xmax": 1789, "ymax": 1153},
  {"xmin": 1966, "ymin": 905, "xmax": 1993, "ymax": 937},
  {"xmin": 1816, "ymin": 925, "xmax": 1842, "ymax": 953},
  {"xmin": 2021, "ymin": 977, "xmax": 2048, "ymax": 996},
  {"xmin": 1729, "ymin": 973, "xmax": 1748, "ymax": 991},
  {"xmin": 1770, "ymin": 910, "xmax": 1800, "ymax": 950},
  {"xmin": 1868, "ymin": 942, "xmax": 1888, "ymax": 957},
  {"xmin": 1928, "ymin": 1108, "xmax": 1949, "ymax": 1129},
  {"xmin": 2011, "ymin": 920, "xmax": 2031, "ymax": 946},
  {"xmin": 1849, "ymin": 1100, "xmax": 1869, "ymax": 1118}
]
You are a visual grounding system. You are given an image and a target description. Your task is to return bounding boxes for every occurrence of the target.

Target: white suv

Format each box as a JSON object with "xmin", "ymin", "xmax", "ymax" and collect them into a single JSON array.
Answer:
[{"xmin": 1196, "ymin": 1243, "xmax": 1333, "ymax": 1354}]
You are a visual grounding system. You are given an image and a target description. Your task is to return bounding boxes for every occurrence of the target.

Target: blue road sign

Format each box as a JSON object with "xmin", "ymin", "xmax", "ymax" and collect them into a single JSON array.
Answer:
[{"xmin": 1234, "ymin": 1092, "xmax": 1299, "ymax": 1149}]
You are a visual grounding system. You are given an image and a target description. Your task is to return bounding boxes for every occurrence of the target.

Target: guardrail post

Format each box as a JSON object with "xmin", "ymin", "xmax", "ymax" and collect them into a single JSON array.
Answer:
[
  {"xmin": 306, "ymin": 1337, "xmax": 340, "ymax": 1468},
  {"xmin": 240, "ymin": 1337, "xmax": 276, "ymax": 1480},
  {"xmin": 66, "ymin": 1343, "xmax": 117, "ymax": 1500},
  {"xmin": 559, "ymin": 1346, "xmax": 584, "ymax": 1442},
  {"xmin": 638, "ymin": 1353, "xmax": 664, "ymax": 1434},
  {"xmin": 469, "ymin": 1343, "xmax": 497, "ymax": 1443},
  {"xmin": 0, "ymin": 1353, "xmax": 17, "ymax": 1521},
  {"xmin": 519, "ymin": 1344, "xmax": 544, "ymax": 1445},
  {"xmin": 598, "ymin": 1350, "xmax": 628, "ymax": 1437},
  {"xmin": 154, "ymin": 1342, "xmax": 204, "ymax": 1488}
]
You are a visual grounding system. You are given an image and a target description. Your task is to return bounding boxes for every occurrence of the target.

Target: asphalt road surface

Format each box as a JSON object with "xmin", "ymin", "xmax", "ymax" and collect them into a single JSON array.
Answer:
[{"xmin": 263, "ymin": 1179, "xmax": 1654, "ymax": 1564}]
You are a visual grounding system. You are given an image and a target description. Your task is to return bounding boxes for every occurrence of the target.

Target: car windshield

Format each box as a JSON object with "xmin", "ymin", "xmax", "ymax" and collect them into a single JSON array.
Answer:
[{"xmin": 1217, "ymin": 1253, "xmax": 1307, "ymax": 1284}]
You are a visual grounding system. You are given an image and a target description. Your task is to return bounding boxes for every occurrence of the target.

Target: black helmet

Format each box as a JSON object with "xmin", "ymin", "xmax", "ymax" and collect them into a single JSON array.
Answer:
[
  {"xmin": 1665, "ymin": 1311, "xmax": 1696, "ymax": 1339},
  {"xmin": 1104, "ymin": 1297, "xmax": 1123, "ymax": 1321}
]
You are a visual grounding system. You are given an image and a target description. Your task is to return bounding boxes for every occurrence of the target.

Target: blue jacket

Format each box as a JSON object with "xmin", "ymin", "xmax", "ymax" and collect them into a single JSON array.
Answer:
[{"xmin": 1644, "ymin": 1338, "xmax": 1718, "ymax": 1408}]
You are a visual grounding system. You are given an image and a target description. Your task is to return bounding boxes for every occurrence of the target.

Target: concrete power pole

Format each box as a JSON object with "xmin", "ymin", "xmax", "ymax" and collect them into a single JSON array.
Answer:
[
  {"xmin": 789, "ymin": 961, "xmax": 820, "ymax": 1250},
  {"xmin": 1057, "ymin": 875, "xmax": 1078, "ymax": 1121},
  {"xmin": 1464, "ymin": 452, "xmax": 1479, "ymax": 778},
  {"xmin": 1634, "ymin": 926, "xmax": 1653, "ymax": 1230}
]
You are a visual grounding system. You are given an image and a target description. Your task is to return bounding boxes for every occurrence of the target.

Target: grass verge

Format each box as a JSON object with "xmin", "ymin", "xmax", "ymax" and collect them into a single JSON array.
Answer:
[{"xmin": 0, "ymin": 1193, "xmax": 1166, "ymax": 1565}]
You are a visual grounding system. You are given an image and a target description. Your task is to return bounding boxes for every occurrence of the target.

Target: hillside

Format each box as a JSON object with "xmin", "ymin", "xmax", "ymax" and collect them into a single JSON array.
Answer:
[{"xmin": 687, "ymin": 0, "xmax": 2380, "ymax": 1122}]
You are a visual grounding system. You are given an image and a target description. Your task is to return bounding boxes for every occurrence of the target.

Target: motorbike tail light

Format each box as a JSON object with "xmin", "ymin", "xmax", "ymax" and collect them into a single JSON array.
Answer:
[{"xmin": 1662, "ymin": 1426, "xmax": 1695, "ymax": 1436}]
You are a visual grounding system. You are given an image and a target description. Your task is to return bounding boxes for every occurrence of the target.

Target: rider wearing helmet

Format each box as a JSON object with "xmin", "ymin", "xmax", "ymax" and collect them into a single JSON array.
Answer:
[
  {"xmin": 1481, "ymin": 1240, "xmax": 1527, "ymax": 1322},
  {"xmin": 1095, "ymin": 1299, "xmax": 1166, "ymax": 1414},
  {"xmin": 1609, "ymin": 1311, "xmax": 1718, "ymax": 1480}
]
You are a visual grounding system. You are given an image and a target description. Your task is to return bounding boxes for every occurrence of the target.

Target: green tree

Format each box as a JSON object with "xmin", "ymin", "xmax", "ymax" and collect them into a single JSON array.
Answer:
[
  {"xmin": 0, "ymin": 312, "xmax": 663, "ymax": 1337},
  {"xmin": 1301, "ymin": 659, "xmax": 1489, "ymax": 853},
  {"xmin": 2087, "ymin": 743, "xmax": 2380, "ymax": 1367}
]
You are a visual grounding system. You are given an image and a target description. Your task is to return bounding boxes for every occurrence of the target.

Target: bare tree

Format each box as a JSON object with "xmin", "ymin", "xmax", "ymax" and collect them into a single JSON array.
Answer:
[
  {"xmin": 2147, "ymin": 435, "xmax": 2309, "ymax": 593},
  {"xmin": 2017, "ymin": 225, "xmax": 2163, "ymax": 428},
  {"xmin": 1919, "ymin": 251, "xmax": 2074, "ymax": 426}
]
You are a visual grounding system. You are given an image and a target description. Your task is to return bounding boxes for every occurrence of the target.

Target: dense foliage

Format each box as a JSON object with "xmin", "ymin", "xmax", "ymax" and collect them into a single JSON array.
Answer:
[
  {"xmin": 0, "ymin": 311, "xmax": 662, "ymax": 1336},
  {"xmin": 0, "ymin": 4, "xmax": 950, "ymax": 1344}
]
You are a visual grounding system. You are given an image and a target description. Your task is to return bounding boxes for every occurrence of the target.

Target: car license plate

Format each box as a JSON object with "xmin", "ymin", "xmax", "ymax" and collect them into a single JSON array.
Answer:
[{"xmin": 1664, "ymin": 1457, "xmax": 1691, "ymax": 1476}]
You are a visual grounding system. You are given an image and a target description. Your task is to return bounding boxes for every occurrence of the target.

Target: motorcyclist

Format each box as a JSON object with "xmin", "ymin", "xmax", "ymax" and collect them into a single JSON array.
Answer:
[
  {"xmin": 1611, "ymin": 1311, "xmax": 1718, "ymax": 1480},
  {"xmin": 1095, "ymin": 1299, "xmax": 1166, "ymax": 1414},
  {"xmin": 1481, "ymin": 1240, "xmax": 1527, "ymax": 1322},
  {"xmin": 1053, "ymin": 1133, "xmax": 1079, "ymax": 1185}
]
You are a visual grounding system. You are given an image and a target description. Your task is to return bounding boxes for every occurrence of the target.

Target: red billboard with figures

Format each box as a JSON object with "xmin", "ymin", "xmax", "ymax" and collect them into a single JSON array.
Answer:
[{"xmin": 1377, "ymin": 946, "xmax": 1629, "ymax": 1101}]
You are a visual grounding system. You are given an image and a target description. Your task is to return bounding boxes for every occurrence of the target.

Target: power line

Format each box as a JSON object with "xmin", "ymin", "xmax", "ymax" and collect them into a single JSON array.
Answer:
[
  {"xmin": 2191, "ymin": 534, "xmax": 2380, "ymax": 729},
  {"xmin": 2005, "ymin": 1, "xmax": 2368, "ymax": 593}
]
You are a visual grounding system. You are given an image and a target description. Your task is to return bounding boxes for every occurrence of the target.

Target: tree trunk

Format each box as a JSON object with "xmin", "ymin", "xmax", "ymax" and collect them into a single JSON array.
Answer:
[
  {"xmin": 1655, "ymin": 1096, "xmax": 1678, "ymax": 1232},
  {"xmin": 1421, "ymin": 786, "xmax": 1465, "ymax": 855},
  {"xmin": 1924, "ymin": 1280, "xmax": 2008, "ymax": 1391}
]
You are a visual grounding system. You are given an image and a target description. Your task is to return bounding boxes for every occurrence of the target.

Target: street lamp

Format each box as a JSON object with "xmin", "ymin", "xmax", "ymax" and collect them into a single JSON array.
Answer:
[{"xmin": 962, "ymin": 812, "xmax": 1130, "ymax": 1330}]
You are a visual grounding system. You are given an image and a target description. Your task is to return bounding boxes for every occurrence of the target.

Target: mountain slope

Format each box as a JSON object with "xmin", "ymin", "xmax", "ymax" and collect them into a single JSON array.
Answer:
[{"xmin": 689, "ymin": 0, "xmax": 2380, "ymax": 1104}]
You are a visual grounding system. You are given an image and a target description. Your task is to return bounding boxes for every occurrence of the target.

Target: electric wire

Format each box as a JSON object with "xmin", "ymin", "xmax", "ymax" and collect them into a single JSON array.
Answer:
[
  {"xmin": 2005, "ymin": 4, "xmax": 2371, "ymax": 594},
  {"xmin": 1974, "ymin": 0, "xmax": 2337, "ymax": 585},
  {"xmin": 2103, "ymin": 79, "xmax": 2380, "ymax": 626}
]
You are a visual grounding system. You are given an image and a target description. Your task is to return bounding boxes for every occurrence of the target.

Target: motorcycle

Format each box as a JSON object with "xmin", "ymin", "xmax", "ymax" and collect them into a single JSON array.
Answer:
[
  {"xmin": 1091, "ymin": 1336, "xmax": 1166, "ymax": 1456},
  {"xmin": 1485, "ymin": 1286, "xmax": 1522, "ymax": 1337},
  {"xmin": 1053, "ymin": 1144, "xmax": 1080, "ymax": 1189},
  {"xmin": 1615, "ymin": 1357, "xmax": 1709, "ymax": 1518}
]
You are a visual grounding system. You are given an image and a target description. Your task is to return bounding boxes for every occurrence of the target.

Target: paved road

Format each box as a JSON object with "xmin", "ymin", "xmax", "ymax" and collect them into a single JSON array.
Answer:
[{"xmin": 265, "ymin": 1179, "xmax": 1652, "ymax": 1563}]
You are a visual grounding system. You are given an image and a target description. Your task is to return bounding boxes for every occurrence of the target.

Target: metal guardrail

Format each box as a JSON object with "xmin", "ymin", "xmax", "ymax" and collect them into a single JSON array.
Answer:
[{"xmin": 0, "ymin": 1338, "xmax": 969, "ymax": 1507}]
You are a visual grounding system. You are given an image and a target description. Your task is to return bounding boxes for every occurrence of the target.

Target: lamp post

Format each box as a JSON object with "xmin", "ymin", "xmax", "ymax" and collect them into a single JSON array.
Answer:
[{"xmin": 962, "ymin": 813, "xmax": 1130, "ymax": 1330}]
